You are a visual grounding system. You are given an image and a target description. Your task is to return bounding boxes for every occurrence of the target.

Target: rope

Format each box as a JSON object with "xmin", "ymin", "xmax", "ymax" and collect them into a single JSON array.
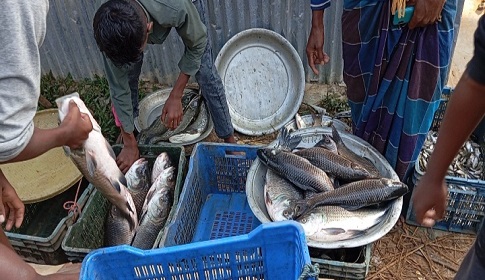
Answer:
[
  {"xmin": 298, "ymin": 263, "xmax": 320, "ymax": 280},
  {"xmin": 63, "ymin": 179, "xmax": 83, "ymax": 222}
]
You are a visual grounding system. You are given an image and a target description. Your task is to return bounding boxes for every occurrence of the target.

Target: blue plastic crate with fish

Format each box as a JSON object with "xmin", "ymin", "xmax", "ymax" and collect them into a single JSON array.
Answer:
[
  {"xmin": 406, "ymin": 86, "xmax": 485, "ymax": 234},
  {"xmin": 80, "ymin": 221, "xmax": 316, "ymax": 280},
  {"xmin": 159, "ymin": 143, "xmax": 262, "ymax": 247}
]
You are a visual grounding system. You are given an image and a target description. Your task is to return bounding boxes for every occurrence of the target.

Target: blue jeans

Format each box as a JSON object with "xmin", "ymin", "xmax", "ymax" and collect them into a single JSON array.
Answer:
[
  {"xmin": 454, "ymin": 224, "xmax": 485, "ymax": 279},
  {"xmin": 128, "ymin": 0, "xmax": 234, "ymax": 139}
]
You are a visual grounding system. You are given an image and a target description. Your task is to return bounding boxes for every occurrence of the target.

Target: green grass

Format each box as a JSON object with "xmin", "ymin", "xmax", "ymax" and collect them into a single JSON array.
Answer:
[{"xmin": 39, "ymin": 72, "xmax": 164, "ymax": 144}]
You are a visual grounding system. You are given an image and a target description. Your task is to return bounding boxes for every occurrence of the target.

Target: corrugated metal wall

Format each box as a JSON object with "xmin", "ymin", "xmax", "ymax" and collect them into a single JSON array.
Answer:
[
  {"xmin": 40, "ymin": 0, "xmax": 343, "ymax": 84},
  {"xmin": 40, "ymin": 0, "xmax": 463, "ymax": 85}
]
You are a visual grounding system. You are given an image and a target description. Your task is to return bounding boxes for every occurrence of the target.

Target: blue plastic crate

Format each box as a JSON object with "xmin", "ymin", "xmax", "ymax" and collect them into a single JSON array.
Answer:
[
  {"xmin": 406, "ymin": 86, "xmax": 485, "ymax": 234},
  {"xmin": 159, "ymin": 143, "xmax": 262, "ymax": 247},
  {"xmin": 80, "ymin": 221, "xmax": 315, "ymax": 280}
]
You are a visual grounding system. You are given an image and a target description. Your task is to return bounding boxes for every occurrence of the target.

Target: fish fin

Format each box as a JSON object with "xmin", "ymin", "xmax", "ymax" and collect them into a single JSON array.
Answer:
[
  {"xmin": 276, "ymin": 127, "xmax": 302, "ymax": 151},
  {"xmin": 322, "ymin": 228, "xmax": 346, "ymax": 235},
  {"xmin": 86, "ymin": 150, "xmax": 97, "ymax": 177},
  {"xmin": 109, "ymin": 177, "xmax": 123, "ymax": 193},
  {"xmin": 331, "ymin": 125, "xmax": 343, "ymax": 145},
  {"xmin": 340, "ymin": 204, "xmax": 368, "ymax": 211}
]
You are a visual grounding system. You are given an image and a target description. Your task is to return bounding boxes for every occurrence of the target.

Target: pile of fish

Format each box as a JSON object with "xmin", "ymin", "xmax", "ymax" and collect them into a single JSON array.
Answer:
[
  {"xmin": 56, "ymin": 93, "xmax": 175, "ymax": 250},
  {"xmin": 258, "ymin": 126, "xmax": 409, "ymax": 242},
  {"xmin": 418, "ymin": 131, "xmax": 485, "ymax": 180},
  {"xmin": 137, "ymin": 90, "xmax": 210, "ymax": 144},
  {"xmin": 105, "ymin": 152, "xmax": 176, "ymax": 249}
]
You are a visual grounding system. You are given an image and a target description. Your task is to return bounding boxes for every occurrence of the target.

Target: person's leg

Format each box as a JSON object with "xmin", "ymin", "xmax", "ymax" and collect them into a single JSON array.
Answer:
[
  {"xmin": 454, "ymin": 225, "xmax": 485, "ymax": 279},
  {"xmin": 192, "ymin": 0, "xmax": 235, "ymax": 143}
]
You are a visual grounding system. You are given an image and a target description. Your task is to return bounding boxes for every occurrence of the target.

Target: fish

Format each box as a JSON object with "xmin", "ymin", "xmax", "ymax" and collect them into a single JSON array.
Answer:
[
  {"xmin": 151, "ymin": 152, "xmax": 173, "ymax": 184},
  {"xmin": 132, "ymin": 167, "xmax": 176, "ymax": 249},
  {"xmin": 125, "ymin": 158, "xmax": 151, "ymax": 219},
  {"xmin": 55, "ymin": 92, "xmax": 137, "ymax": 229},
  {"xmin": 314, "ymin": 134, "xmax": 338, "ymax": 154},
  {"xmin": 285, "ymin": 178, "xmax": 408, "ymax": 219},
  {"xmin": 168, "ymin": 100, "xmax": 209, "ymax": 144},
  {"xmin": 143, "ymin": 166, "xmax": 176, "ymax": 216},
  {"xmin": 137, "ymin": 89, "xmax": 200, "ymax": 144},
  {"xmin": 298, "ymin": 205, "xmax": 389, "ymax": 242},
  {"xmin": 331, "ymin": 125, "xmax": 380, "ymax": 176},
  {"xmin": 264, "ymin": 169, "xmax": 303, "ymax": 222},
  {"xmin": 149, "ymin": 95, "xmax": 202, "ymax": 144},
  {"xmin": 104, "ymin": 203, "xmax": 137, "ymax": 247},
  {"xmin": 257, "ymin": 147, "xmax": 334, "ymax": 193},
  {"xmin": 294, "ymin": 145, "xmax": 373, "ymax": 181}
]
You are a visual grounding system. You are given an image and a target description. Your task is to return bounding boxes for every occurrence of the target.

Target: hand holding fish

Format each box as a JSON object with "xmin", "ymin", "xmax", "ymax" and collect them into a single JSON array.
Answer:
[
  {"xmin": 411, "ymin": 174, "xmax": 448, "ymax": 227},
  {"xmin": 58, "ymin": 100, "xmax": 93, "ymax": 149},
  {"xmin": 162, "ymin": 94, "xmax": 184, "ymax": 130},
  {"xmin": 0, "ymin": 169, "xmax": 24, "ymax": 230}
]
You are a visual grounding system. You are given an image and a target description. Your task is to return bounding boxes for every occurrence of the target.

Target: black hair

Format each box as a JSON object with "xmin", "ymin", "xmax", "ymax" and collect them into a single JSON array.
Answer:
[{"xmin": 93, "ymin": 0, "xmax": 146, "ymax": 67}]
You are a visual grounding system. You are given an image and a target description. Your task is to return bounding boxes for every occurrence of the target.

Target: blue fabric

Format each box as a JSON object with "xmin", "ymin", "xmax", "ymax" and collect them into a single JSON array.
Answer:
[{"xmin": 341, "ymin": 0, "xmax": 457, "ymax": 180}]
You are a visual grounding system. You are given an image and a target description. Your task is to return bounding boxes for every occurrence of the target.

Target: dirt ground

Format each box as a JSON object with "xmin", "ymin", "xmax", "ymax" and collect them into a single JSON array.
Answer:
[{"xmin": 30, "ymin": 3, "xmax": 484, "ymax": 278}]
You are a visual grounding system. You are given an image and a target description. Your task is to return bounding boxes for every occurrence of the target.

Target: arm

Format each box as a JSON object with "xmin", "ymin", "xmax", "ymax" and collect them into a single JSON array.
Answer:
[
  {"xmin": 412, "ymin": 15, "xmax": 485, "ymax": 226},
  {"xmin": 161, "ymin": 1, "xmax": 207, "ymax": 129},
  {"xmin": 307, "ymin": 1, "xmax": 331, "ymax": 75}
]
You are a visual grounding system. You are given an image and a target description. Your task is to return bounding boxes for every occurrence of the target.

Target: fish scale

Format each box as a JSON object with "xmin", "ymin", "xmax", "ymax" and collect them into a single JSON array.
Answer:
[
  {"xmin": 126, "ymin": 158, "xmax": 151, "ymax": 219},
  {"xmin": 264, "ymin": 170, "xmax": 303, "ymax": 222},
  {"xmin": 257, "ymin": 148, "xmax": 334, "ymax": 193},
  {"xmin": 104, "ymin": 204, "xmax": 136, "ymax": 247},
  {"xmin": 294, "ymin": 146, "xmax": 373, "ymax": 181}
]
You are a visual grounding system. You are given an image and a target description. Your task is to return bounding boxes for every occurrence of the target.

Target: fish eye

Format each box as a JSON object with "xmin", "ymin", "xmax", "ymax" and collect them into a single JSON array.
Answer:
[{"xmin": 271, "ymin": 149, "xmax": 277, "ymax": 156}]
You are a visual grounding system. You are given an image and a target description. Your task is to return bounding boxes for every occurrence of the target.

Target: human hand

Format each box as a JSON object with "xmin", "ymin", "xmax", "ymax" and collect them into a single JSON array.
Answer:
[
  {"xmin": 116, "ymin": 140, "xmax": 139, "ymax": 174},
  {"xmin": 59, "ymin": 101, "xmax": 93, "ymax": 149},
  {"xmin": 161, "ymin": 93, "xmax": 183, "ymax": 130},
  {"xmin": 411, "ymin": 173, "xmax": 448, "ymax": 227},
  {"xmin": 408, "ymin": 0, "xmax": 446, "ymax": 29},
  {"xmin": 0, "ymin": 170, "xmax": 24, "ymax": 231},
  {"xmin": 306, "ymin": 10, "xmax": 330, "ymax": 75}
]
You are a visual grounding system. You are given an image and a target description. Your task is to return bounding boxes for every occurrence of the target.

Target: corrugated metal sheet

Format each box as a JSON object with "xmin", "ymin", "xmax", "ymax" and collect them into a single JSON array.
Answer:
[{"xmin": 40, "ymin": 0, "xmax": 462, "ymax": 85}]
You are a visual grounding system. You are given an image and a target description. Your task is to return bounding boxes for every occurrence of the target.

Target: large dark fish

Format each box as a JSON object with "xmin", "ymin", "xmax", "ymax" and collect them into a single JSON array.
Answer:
[
  {"xmin": 125, "ymin": 158, "xmax": 151, "ymax": 219},
  {"xmin": 331, "ymin": 125, "xmax": 380, "ymax": 176},
  {"xmin": 285, "ymin": 178, "xmax": 408, "ymax": 219},
  {"xmin": 257, "ymin": 148, "xmax": 334, "ymax": 193},
  {"xmin": 294, "ymin": 146, "xmax": 374, "ymax": 181},
  {"xmin": 56, "ymin": 93, "xmax": 138, "ymax": 230},
  {"xmin": 104, "ymin": 203, "xmax": 137, "ymax": 247},
  {"xmin": 149, "ymin": 95, "xmax": 202, "ymax": 144},
  {"xmin": 131, "ymin": 166, "xmax": 175, "ymax": 249}
]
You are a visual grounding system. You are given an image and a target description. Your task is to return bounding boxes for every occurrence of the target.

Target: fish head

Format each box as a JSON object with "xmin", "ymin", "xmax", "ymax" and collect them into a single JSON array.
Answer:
[
  {"xmin": 55, "ymin": 92, "xmax": 100, "ymax": 129},
  {"xmin": 296, "ymin": 212, "xmax": 322, "ymax": 236},
  {"xmin": 314, "ymin": 134, "xmax": 338, "ymax": 152},
  {"xmin": 257, "ymin": 148, "xmax": 281, "ymax": 166},
  {"xmin": 126, "ymin": 158, "xmax": 150, "ymax": 190}
]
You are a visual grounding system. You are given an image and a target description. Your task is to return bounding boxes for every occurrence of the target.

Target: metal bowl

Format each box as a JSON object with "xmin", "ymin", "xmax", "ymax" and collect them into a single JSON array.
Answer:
[
  {"xmin": 246, "ymin": 127, "xmax": 402, "ymax": 249},
  {"xmin": 135, "ymin": 88, "xmax": 214, "ymax": 146},
  {"xmin": 281, "ymin": 114, "xmax": 351, "ymax": 134},
  {"xmin": 215, "ymin": 28, "xmax": 305, "ymax": 136}
]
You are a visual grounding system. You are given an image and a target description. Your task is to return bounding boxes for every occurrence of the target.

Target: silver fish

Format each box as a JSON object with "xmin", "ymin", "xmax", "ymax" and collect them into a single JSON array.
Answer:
[
  {"xmin": 295, "ymin": 113, "xmax": 307, "ymax": 129},
  {"xmin": 331, "ymin": 125, "xmax": 380, "ymax": 176},
  {"xmin": 150, "ymin": 95, "xmax": 202, "ymax": 143},
  {"xmin": 257, "ymin": 148, "xmax": 334, "ymax": 193},
  {"xmin": 294, "ymin": 146, "xmax": 373, "ymax": 181},
  {"xmin": 104, "ymin": 203, "xmax": 137, "ymax": 246},
  {"xmin": 151, "ymin": 152, "xmax": 172, "ymax": 184},
  {"xmin": 168, "ymin": 100, "xmax": 209, "ymax": 144},
  {"xmin": 143, "ymin": 166, "xmax": 175, "ymax": 216},
  {"xmin": 285, "ymin": 178, "xmax": 408, "ymax": 219},
  {"xmin": 132, "ymin": 167, "xmax": 175, "ymax": 249},
  {"xmin": 264, "ymin": 170, "xmax": 303, "ymax": 222},
  {"xmin": 298, "ymin": 205, "xmax": 388, "ymax": 242},
  {"xmin": 125, "ymin": 158, "xmax": 151, "ymax": 219},
  {"xmin": 56, "ymin": 93, "xmax": 137, "ymax": 229}
]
